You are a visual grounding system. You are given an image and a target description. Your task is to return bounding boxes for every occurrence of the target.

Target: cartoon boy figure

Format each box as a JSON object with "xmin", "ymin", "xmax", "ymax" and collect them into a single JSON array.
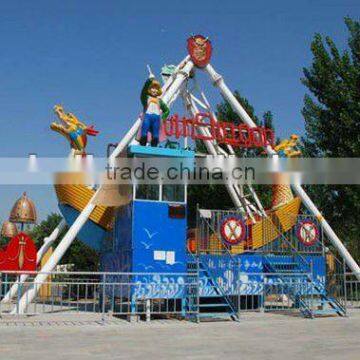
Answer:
[{"xmin": 139, "ymin": 74, "xmax": 169, "ymax": 147}]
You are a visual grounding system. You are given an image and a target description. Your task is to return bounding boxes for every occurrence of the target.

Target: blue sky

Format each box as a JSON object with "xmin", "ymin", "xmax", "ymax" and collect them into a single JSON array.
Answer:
[{"xmin": 0, "ymin": 0, "xmax": 359, "ymax": 223}]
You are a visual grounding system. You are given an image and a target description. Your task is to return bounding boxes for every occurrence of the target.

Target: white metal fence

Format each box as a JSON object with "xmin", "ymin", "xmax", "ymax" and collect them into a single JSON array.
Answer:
[
  {"xmin": 0, "ymin": 271, "xmax": 198, "ymax": 321},
  {"xmin": 346, "ymin": 272, "xmax": 360, "ymax": 308},
  {"xmin": 0, "ymin": 270, "xmax": 358, "ymax": 322}
]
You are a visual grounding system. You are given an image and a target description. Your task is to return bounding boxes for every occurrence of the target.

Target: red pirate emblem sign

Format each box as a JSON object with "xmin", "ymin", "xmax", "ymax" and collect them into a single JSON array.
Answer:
[
  {"xmin": 0, "ymin": 232, "xmax": 37, "ymax": 271},
  {"xmin": 296, "ymin": 220, "xmax": 319, "ymax": 246},
  {"xmin": 187, "ymin": 35, "xmax": 212, "ymax": 68},
  {"xmin": 220, "ymin": 216, "xmax": 246, "ymax": 246}
]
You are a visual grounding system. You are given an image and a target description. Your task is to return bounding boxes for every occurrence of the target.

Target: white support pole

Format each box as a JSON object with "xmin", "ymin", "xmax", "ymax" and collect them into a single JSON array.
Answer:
[
  {"xmin": 36, "ymin": 219, "xmax": 67, "ymax": 264},
  {"xmin": 205, "ymin": 63, "xmax": 360, "ymax": 280},
  {"xmin": 233, "ymin": 184, "xmax": 262, "ymax": 219},
  {"xmin": 292, "ymin": 183, "xmax": 360, "ymax": 279},
  {"xmin": 14, "ymin": 59, "xmax": 195, "ymax": 314},
  {"xmin": 162, "ymin": 56, "xmax": 190, "ymax": 95},
  {"xmin": 190, "ymin": 81, "xmax": 265, "ymax": 216},
  {"xmin": 183, "ymin": 90, "xmax": 254, "ymax": 220},
  {"xmin": 195, "ymin": 79, "xmax": 235, "ymax": 155},
  {"xmin": 2, "ymin": 219, "xmax": 67, "ymax": 303},
  {"xmin": 232, "ymin": 183, "xmax": 257, "ymax": 221},
  {"xmin": 205, "ymin": 64, "xmax": 268, "ymax": 144},
  {"xmin": 186, "ymin": 86, "xmax": 264, "ymax": 220},
  {"xmin": 248, "ymin": 184, "xmax": 267, "ymax": 217}
]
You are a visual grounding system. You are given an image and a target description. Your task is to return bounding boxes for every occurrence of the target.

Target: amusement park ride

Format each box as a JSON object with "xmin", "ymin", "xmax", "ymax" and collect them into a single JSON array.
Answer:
[{"xmin": 2, "ymin": 35, "xmax": 360, "ymax": 319}]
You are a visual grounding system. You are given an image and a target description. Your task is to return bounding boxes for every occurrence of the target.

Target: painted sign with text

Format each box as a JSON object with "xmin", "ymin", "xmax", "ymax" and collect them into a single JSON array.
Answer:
[{"xmin": 164, "ymin": 113, "xmax": 275, "ymax": 148}]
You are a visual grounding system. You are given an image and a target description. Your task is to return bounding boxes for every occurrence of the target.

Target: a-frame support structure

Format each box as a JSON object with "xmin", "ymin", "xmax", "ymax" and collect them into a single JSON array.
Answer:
[{"xmin": 12, "ymin": 46, "xmax": 360, "ymax": 314}]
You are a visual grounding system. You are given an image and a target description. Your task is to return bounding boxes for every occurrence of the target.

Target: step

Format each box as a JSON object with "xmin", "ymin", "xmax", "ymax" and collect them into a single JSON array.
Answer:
[
  {"xmin": 321, "ymin": 301, "xmax": 346, "ymax": 315},
  {"xmin": 266, "ymin": 269, "xmax": 301, "ymax": 274},
  {"xmin": 265, "ymin": 264, "xmax": 301, "ymax": 269},
  {"xmin": 199, "ymin": 303, "xmax": 230, "ymax": 308},
  {"xmin": 267, "ymin": 262, "xmax": 298, "ymax": 266},
  {"xmin": 306, "ymin": 296, "xmax": 346, "ymax": 313},
  {"xmin": 312, "ymin": 308, "xmax": 341, "ymax": 316},
  {"xmin": 187, "ymin": 264, "xmax": 206, "ymax": 271},
  {"xmin": 266, "ymin": 273, "xmax": 308, "ymax": 277},
  {"xmin": 197, "ymin": 312, "xmax": 235, "ymax": 320},
  {"xmin": 267, "ymin": 265, "xmax": 300, "ymax": 270}
]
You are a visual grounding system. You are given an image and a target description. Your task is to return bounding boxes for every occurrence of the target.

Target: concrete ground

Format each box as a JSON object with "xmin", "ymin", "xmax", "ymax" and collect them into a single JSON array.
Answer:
[{"xmin": 0, "ymin": 310, "xmax": 360, "ymax": 360}]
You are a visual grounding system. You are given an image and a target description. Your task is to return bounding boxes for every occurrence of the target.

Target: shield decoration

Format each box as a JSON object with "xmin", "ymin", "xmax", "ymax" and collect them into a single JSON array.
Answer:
[
  {"xmin": 0, "ymin": 232, "xmax": 37, "ymax": 271},
  {"xmin": 187, "ymin": 35, "xmax": 212, "ymax": 68}
]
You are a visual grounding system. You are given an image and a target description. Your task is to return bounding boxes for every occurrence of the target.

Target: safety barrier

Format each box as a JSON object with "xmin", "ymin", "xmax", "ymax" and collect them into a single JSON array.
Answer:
[
  {"xmin": 0, "ymin": 271, "xmax": 197, "ymax": 321},
  {"xmin": 0, "ymin": 270, "xmax": 356, "ymax": 322},
  {"xmin": 346, "ymin": 272, "xmax": 360, "ymax": 308}
]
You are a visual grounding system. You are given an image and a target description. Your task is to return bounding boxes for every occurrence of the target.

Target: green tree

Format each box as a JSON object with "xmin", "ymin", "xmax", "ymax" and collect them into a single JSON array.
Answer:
[
  {"xmin": 0, "ymin": 235, "xmax": 7, "ymax": 248},
  {"xmin": 30, "ymin": 213, "xmax": 64, "ymax": 248},
  {"xmin": 29, "ymin": 213, "xmax": 99, "ymax": 271},
  {"xmin": 301, "ymin": 17, "xmax": 360, "ymax": 261},
  {"xmin": 262, "ymin": 111, "xmax": 274, "ymax": 130}
]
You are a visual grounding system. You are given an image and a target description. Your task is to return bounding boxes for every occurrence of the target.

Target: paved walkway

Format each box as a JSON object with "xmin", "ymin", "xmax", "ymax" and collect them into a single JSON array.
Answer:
[{"xmin": 1, "ymin": 310, "xmax": 359, "ymax": 359}]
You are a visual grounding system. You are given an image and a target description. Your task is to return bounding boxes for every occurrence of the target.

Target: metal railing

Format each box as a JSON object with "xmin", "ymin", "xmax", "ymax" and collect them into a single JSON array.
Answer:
[
  {"xmin": 0, "ymin": 270, "xmax": 315, "ymax": 319},
  {"xmin": 345, "ymin": 272, "xmax": 360, "ymax": 308},
  {"xmin": 195, "ymin": 209, "xmax": 324, "ymax": 256},
  {"xmin": 0, "ymin": 271, "xmax": 198, "ymax": 321},
  {"xmin": 0, "ymin": 269, "xmax": 357, "ymax": 322},
  {"xmin": 196, "ymin": 207, "xmax": 241, "ymax": 318}
]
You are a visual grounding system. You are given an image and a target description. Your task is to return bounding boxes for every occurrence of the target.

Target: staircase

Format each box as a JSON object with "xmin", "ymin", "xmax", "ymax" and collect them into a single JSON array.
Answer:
[
  {"xmin": 263, "ymin": 255, "xmax": 346, "ymax": 318},
  {"xmin": 185, "ymin": 258, "xmax": 239, "ymax": 322}
]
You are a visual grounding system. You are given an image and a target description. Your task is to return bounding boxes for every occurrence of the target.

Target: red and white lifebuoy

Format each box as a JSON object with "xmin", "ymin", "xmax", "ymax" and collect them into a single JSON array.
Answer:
[{"xmin": 220, "ymin": 216, "xmax": 246, "ymax": 246}]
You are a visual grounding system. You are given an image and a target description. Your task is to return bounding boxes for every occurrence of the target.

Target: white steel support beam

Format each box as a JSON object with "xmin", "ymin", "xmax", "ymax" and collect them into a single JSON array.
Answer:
[
  {"xmin": 183, "ymin": 89, "xmax": 256, "ymax": 220},
  {"xmin": 248, "ymin": 184, "xmax": 267, "ymax": 217},
  {"xmin": 190, "ymin": 81, "xmax": 265, "ymax": 217},
  {"xmin": 205, "ymin": 63, "xmax": 360, "ymax": 280},
  {"xmin": 188, "ymin": 87, "xmax": 265, "ymax": 219}
]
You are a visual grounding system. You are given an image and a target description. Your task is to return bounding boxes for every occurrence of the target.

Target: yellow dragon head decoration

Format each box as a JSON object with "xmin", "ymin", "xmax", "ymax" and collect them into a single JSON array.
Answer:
[{"xmin": 50, "ymin": 105, "xmax": 98, "ymax": 155}]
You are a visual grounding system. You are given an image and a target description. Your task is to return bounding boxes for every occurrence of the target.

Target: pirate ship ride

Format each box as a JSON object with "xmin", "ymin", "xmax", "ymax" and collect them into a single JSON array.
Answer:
[{"xmin": 7, "ymin": 35, "xmax": 356, "ymax": 320}]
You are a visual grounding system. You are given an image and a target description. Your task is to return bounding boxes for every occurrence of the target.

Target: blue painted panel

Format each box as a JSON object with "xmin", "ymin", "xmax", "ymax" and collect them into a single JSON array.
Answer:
[
  {"xmin": 132, "ymin": 200, "xmax": 186, "ymax": 273},
  {"xmin": 58, "ymin": 204, "xmax": 106, "ymax": 251},
  {"xmin": 305, "ymin": 255, "xmax": 326, "ymax": 292},
  {"xmin": 263, "ymin": 255, "xmax": 327, "ymax": 295},
  {"xmin": 131, "ymin": 274, "xmax": 187, "ymax": 299},
  {"xmin": 198, "ymin": 254, "xmax": 264, "ymax": 296},
  {"xmin": 102, "ymin": 200, "xmax": 186, "ymax": 299},
  {"xmin": 101, "ymin": 203, "xmax": 133, "ymax": 272},
  {"xmin": 196, "ymin": 254, "xmax": 326, "ymax": 297},
  {"xmin": 102, "ymin": 253, "xmax": 326, "ymax": 300},
  {"xmin": 305, "ymin": 255, "xmax": 326, "ymax": 278},
  {"xmin": 128, "ymin": 145, "xmax": 194, "ymax": 158}
]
